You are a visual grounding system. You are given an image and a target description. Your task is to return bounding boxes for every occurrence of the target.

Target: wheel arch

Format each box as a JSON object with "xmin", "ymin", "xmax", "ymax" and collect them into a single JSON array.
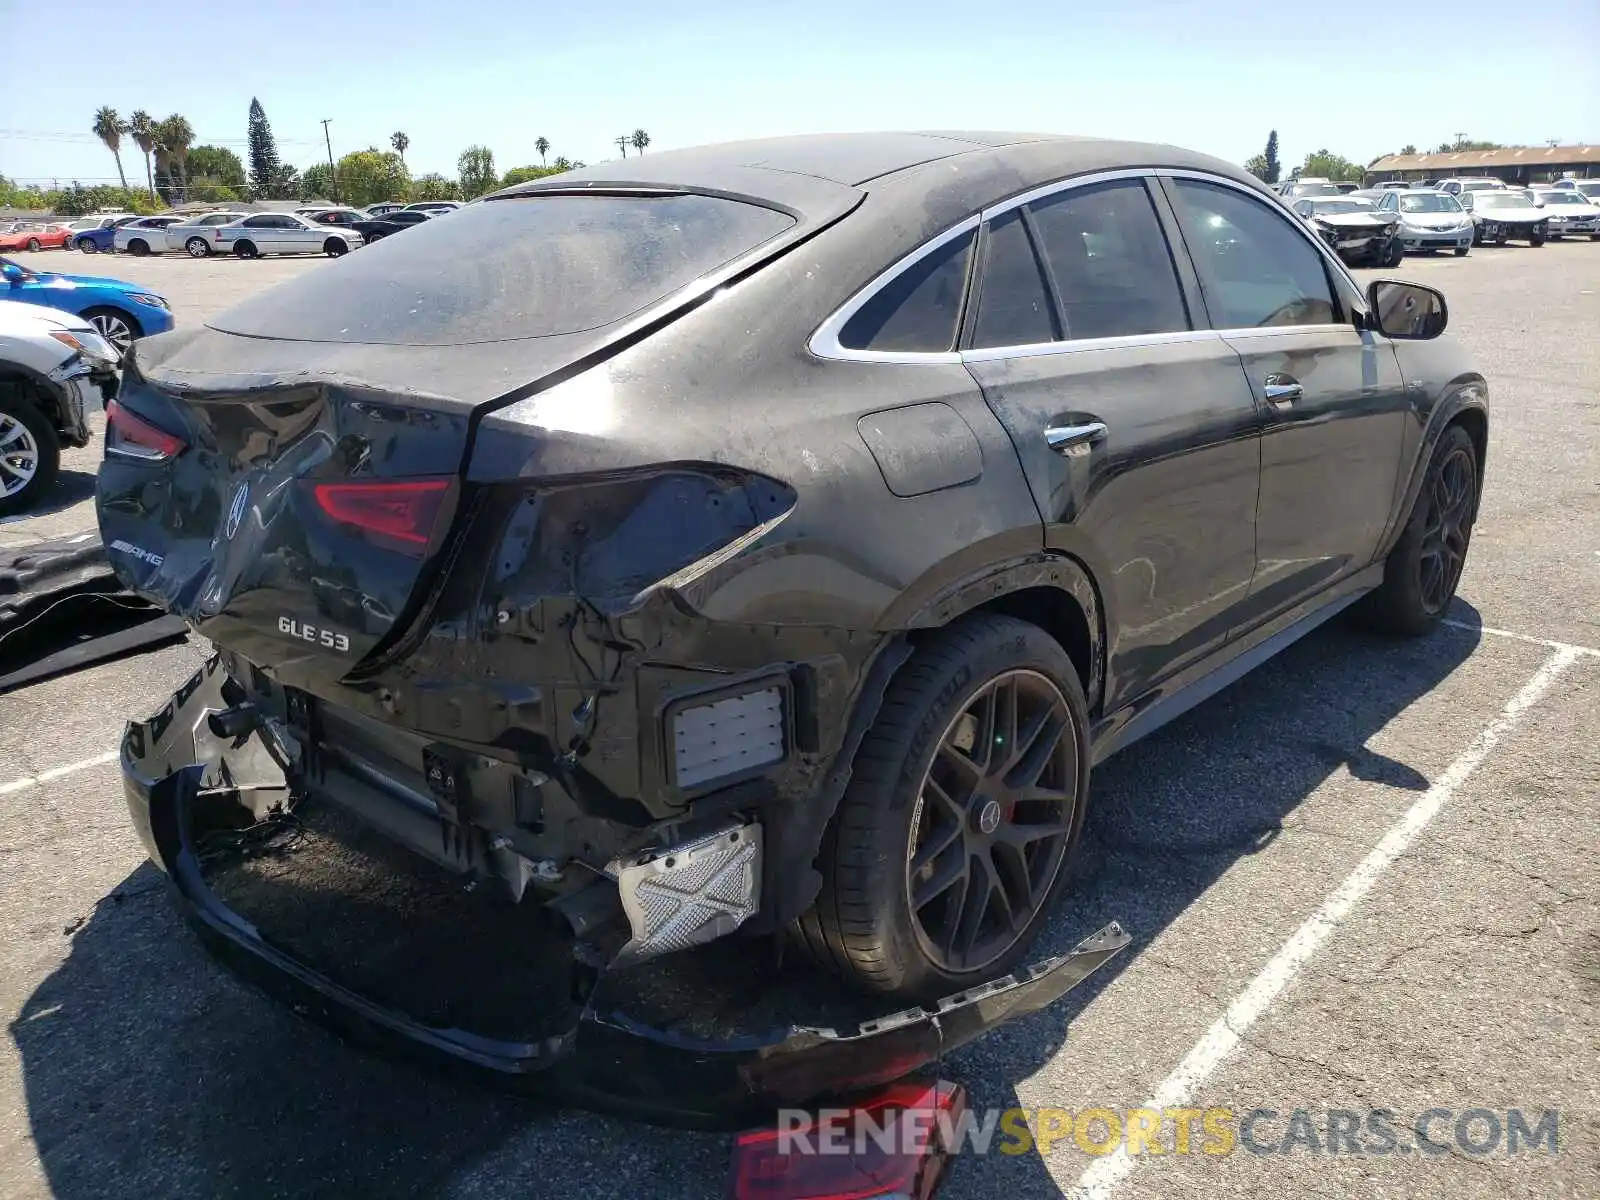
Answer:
[
  {"xmin": 0, "ymin": 362, "xmax": 72, "ymax": 431},
  {"xmin": 1376, "ymin": 375, "xmax": 1488, "ymax": 562}
]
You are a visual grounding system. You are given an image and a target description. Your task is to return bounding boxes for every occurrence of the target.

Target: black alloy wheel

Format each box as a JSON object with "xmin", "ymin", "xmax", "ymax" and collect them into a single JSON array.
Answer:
[
  {"xmin": 905, "ymin": 669, "xmax": 1079, "ymax": 976},
  {"xmin": 1417, "ymin": 442, "xmax": 1476, "ymax": 617}
]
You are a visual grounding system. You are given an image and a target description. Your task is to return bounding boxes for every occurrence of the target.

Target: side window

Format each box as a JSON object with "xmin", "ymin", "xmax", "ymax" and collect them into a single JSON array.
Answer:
[
  {"xmin": 837, "ymin": 228, "xmax": 974, "ymax": 353},
  {"xmin": 1027, "ymin": 180, "xmax": 1190, "ymax": 340},
  {"xmin": 1379, "ymin": 193, "xmax": 1397, "ymax": 211},
  {"xmin": 243, "ymin": 215, "xmax": 273, "ymax": 228},
  {"xmin": 1169, "ymin": 179, "xmax": 1337, "ymax": 329},
  {"xmin": 969, "ymin": 210, "xmax": 1057, "ymax": 349}
]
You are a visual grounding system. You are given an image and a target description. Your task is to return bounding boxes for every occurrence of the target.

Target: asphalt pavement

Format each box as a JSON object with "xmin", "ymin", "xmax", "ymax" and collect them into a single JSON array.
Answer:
[{"xmin": 0, "ymin": 241, "xmax": 1596, "ymax": 1199}]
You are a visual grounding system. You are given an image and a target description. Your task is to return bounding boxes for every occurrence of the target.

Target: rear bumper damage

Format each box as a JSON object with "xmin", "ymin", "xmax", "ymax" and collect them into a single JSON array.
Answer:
[{"xmin": 122, "ymin": 656, "xmax": 1130, "ymax": 1126}]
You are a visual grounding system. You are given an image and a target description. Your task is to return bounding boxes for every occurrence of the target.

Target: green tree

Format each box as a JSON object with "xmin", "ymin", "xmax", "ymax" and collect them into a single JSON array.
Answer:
[
  {"xmin": 409, "ymin": 173, "xmax": 460, "ymax": 201},
  {"xmin": 1399, "ymin": 144, "xmax": 1418, "ymax": 156},
  {"xmin": 630, "ymin": 128, "xmax": 651, "ymax": 155},
  {"xmin": 187, "ymin": 145, "xmax": 247, "ymax": 188},
  {"xmin": 92, "ymin": 107, "xmax": 129, "ymax": 190},
  {"xmin": 127, "ymin": 111, "xmax": 157, "ymax": 200},
  {"xmin": 535, "ymin": 136, "xmax": 550, "ymax": 165},
  {"xmin": 300, "ymin": 162, "xmax": 336, "ymax": 201},
  {"xmin": 335, "ymin": 148, "xmax": 410, "ymax": 206},
  {"xmin": 1436, "ymin": 137, "xmax": 1502, "ymax": 153},
  {"xmin": 390, "ymin": 130, "xmax": 409, "ymax": 167},
  {"xmin": 500, "ymin": 164, "xmax": 565, "ymax": 188},
  {"xmin": 247, "ymin": 98, "xmax": 283, "ymax": 198},
  {"xmin": 154, "ymin": 114, "xmax": 195, "ymax": 200},
  {"xmin": 457, "ymin": 145, "xmax": 497, "ymax": 198},
  {"xmin": 1299, "ymin": 149, "xmax": 1365, "ymax": 183},
  {"xmin": 1244, "ymin": 154, "xmax": 1270, "ymax": 182},
  {"xmin": 1264, "ymin": 130, "xmax": 1280, "ymax": 185}
]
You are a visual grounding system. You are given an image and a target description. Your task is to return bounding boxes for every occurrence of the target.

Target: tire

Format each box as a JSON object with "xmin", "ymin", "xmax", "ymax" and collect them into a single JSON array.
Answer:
[
  {"xmin": 323, "ymin": 237, "xmax": 348, "ymax": 257},
  {"xmin": 1494, "ymin": 232, "xmax": 1508, "ymax": 246},
  {"xmin": 26, "ymin": 238, "xmax": 41, "ymax": 252},
  {"xmin": 185, "ymin": 237, "xmax": 210, "ymax": 258},
  {"xmin": 234, "ymin": 240, "xmax": 259, "ymax": 259},
  {"xmin": 1454, "ymin": 246, "xmax": 1470, "ymax": 256},
  {"xmin": 79, "ymin": 238, "xmax": 97, "ymax": 253},
  {"xmin": 364, "ymin": 231, "xmax": 384, "ymax": 243},
  {"xmin": 128, "ymin": 239, "xmax": 149, "ymax": 256},
  {"xmin": 1361, "ymin": 424, "xmax": 1478, "ymax": 637},
  {"xmin": 1530, "ymin": 231, "xmax": 1545, "ymax": 247},
  {"xmin": 0, "ymin": 398, "xmax": 61, "ymax": 516},
  {"xmin": 795, "ymin": 613, "xmax": 1091, "ymax": 1001},
  {"xmin": 1590, "ymin": 233, "xmax": 1600, "ymax": 242},
  {"xmin": 81, "ymin": 307, "xmax": 142, "ymax": 357},
  {"xmin": 1384, "ymin": 240, "xmax": 1405, "ymax": 268}
]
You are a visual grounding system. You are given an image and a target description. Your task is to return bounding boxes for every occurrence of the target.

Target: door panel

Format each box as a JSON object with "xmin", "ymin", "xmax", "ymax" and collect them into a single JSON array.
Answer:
[
  {"xmin": 1223, "ymin": 326, "xmax": 1408, "ymax": 623},
  {"xmin": 966, "ymin": 336, "xmax": 1261, "ymax": 711}
]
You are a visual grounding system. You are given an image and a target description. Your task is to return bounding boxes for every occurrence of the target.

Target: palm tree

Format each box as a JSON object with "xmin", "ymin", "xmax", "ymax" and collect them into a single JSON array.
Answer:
[
  {"xmin": 390, "ymin": 130, "xmax": 409, "ymax": 166},
  {"xmin": 630, "ymin": 128, "xmax": 650, "ymax": 155},
  {"xmin": 93, "ymin": 106, "xmax": 129, "ymax": 190},
  {"xmin": 615, "ymin": 135, "xmax": 630, "ymax": 158},
  {"xmin": 127, "ymin": 111, "xmax": 157, "ymax": 200},
  {"xmin": 155, "ymin": 114, "xmax": 195, "ymax": 202},
  {"xmin": 535, "ymin": 136, "xmax": 550, "ymax": 166}
]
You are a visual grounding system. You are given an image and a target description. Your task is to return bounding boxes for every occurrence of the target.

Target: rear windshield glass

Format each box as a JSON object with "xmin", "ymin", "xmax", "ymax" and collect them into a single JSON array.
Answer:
[{"xmin": 208, "ymin": 193, "xmax": 796, "ymax": 345}]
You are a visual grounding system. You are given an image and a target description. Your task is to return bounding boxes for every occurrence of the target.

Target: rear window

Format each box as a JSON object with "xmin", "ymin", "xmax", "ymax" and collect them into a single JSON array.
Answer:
[{"xmin": 209, "ymin": 193, "xmax": 796, "ymax": 345}]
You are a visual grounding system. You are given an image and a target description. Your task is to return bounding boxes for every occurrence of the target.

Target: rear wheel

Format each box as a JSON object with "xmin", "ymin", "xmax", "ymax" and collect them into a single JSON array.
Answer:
[
  {"xmin": 323, "ymin": 237, "xmax": 348, "ymax": 257},
  {"xmin": 78, "ymin": 238, "xmax": 97, "ymax": 253},
  {"xmin": 234, "ymin": 240, "xmax": 259, "ymax": 259},
  {"xmin": 0, "ymin": 399, "xmax": 60, "ymax": 517},
  {"xmin": 1361, "ymin": 424, "xmax": 1477, "ymax": 636},
  {"xmin": 1530, "ymin": 230, "xmax": 1545, "ymax": 246},
  {"xmin": 185, "ymin": 237, "xmax": 210, "ymax": 258},
  {"xmin": 128, "ymin": 238, "xmax": 149, "ymax": 256},
  {"xmin": 1383, "ymin": 240, "xmax": 1405, "ymax": 268},
  {"xmin": 81, "ymin": 307, "xmax": 141, "ymax": 357},
  {"xmin": 1454, "ymin": 246, "xmax": 1470, "ymax": 257},
  {"xmin": 26, "ymin": 238, "xmax": 41, "ymax": 252},
  {"xmin": 796, "ymin": 614, "xmax": 1090, "ymax": 1000}
]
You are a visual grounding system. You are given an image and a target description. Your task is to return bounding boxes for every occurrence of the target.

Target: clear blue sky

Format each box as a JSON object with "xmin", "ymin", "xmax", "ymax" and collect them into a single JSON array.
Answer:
[{"xmin": 5, "ymin": 0, "xmax": 1598, "ymax": 186}]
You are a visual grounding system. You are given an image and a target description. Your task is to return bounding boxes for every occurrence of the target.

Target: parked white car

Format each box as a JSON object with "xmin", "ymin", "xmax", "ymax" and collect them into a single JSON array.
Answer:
[
  {"xmin": 162, "ymin": 212, "xmax": 248, "ymax": 257},
  {"xmin": 403, "ymin": 200, "xmax": 462, "ymax": 215},
  {"xmin": 0, "ymin": 299, "xmax": 118, "ymax": 513},
  {"xmin": 212, "ymin": 212, "xmax": 363, "ymax": 258},
  {"xmin": 1436, "ymin": 177, "xmax": 1507, "ymax": 197},
  {"xmin": 1370, "ymin": 189, "xmax": 1475, "ymax": 255},
  {"xmin": 1530, "ymin": 188, "xmax": 1600, "ymax": 240},
  {"xmin": 113, "ymin": 215, "xmax": 189, "ymax": 256},
  {"xmin": 1550, "ymin": 178, "xmax": 1600, "ymax": 201}
]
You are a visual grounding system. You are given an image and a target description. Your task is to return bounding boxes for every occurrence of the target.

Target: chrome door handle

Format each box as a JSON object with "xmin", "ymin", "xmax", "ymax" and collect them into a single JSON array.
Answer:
[
  {"xmin": 1262, "ymin": 374, "xmax": 1303, "ymax": 410},
  {"xmin": 1045, "ymin": 421, "xmax": 1108, "ymax": 457}
]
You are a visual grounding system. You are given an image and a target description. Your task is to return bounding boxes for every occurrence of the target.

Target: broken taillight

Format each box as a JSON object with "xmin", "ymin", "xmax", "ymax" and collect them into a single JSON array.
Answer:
[
  {"xmin": 729, "ymin": 1080, "xmax": 965, "ymax": 1200},
  {"xmin": 106, "ymin": 398, "xmax": 187, "ymax": 462},
  {"xmin": 312, "ymin": 478, "xmax": 451, "ymax": 555}
]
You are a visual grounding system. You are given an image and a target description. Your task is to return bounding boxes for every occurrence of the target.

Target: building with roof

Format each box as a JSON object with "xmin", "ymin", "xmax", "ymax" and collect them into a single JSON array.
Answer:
[{"xmin": 1366, "ymin": 145, "xmax": 1600, "ymax": 186}]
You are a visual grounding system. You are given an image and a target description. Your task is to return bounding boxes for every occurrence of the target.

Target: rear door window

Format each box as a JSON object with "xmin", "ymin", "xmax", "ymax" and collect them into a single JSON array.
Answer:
[
  {"xmin": 837, "ymin": 229, "xmax": 974, "ymax": 353},
  {"xmin": 210, "ymin": 193, "xmax": 796, "ymax": 345},
  {"xmin": 969, "ymin": 210, "xmax": 1057, "ymax": 348}
]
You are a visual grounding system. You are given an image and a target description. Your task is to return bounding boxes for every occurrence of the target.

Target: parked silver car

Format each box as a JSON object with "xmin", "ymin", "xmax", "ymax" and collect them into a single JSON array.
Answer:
[
  {"xmin": 1436, "ymin": 176, "xmax": 1507, "ymax": 197},
  {"xmin": 162, "ymin": 212, "xmax": 248, "ymax": 257},
  {"xmin": 212, "ymin": 213, "xmax": 364, "ymax": 258},
  {"xmin": 1370, "ymin": 189, "xmax": 1474, "ymax": 255},
  {"xmin": 1530, "ymin": 188, "xmax": 1600, "ymax": 239},
  {"xmin": 112, "ymin": 215, "xmax": 188, "ymax": 256}
]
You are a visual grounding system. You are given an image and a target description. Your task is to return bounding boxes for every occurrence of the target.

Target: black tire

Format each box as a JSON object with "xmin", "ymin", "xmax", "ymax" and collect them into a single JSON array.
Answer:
[
  {"xmin": 1454, "ymin": 246, "xmax": 1470, "ymax": 257},
  {"xmin": 795, "ymin": 613, "xmax": 1091, "ymax": 1000},
  {"xmin": 128, "ymin": 238, "xmax": 149, "ymax": 256},
  {"xmin": 323, "ymin": 237, "xmax": 348, "ymax": 257},
  {"xmin": 185, "ymin": 237, "xmax": 210, "ymax": 258},
  {"xmin": 1495, "ymin": 232, "xmax": 1509, "ymax": 246},
  {"xmin": 26, "ymin": 238, "xmax": 41, "ymax": 252},
  {"xmin": 0, "ymin": 397, "xmax": 61, "ymax": 516},
  {"xmin": 78, "ymin": 238, "xmax": 97, "ymax": 253},
  {"xmin": 1384, "ymin": 240, "xmax": 1404, "ymax": 268},
  {"xmin": 1590, "ymin": 233, "xmax": 1600, "ymax": 242},
  {"xmin": 80, "ymin": 306, "xmax": 142, "ymax": 357},
  {"xmin": 1530, "ymin": 231, "xmax": 1545, "ymax": 247},
  {"xmin": 1361, "ymin": 424, "xmax": 1478, "ymax": 636},
  {"xmin": 234, "ymin": 240, "xmax": 259, "ymax": 259}
]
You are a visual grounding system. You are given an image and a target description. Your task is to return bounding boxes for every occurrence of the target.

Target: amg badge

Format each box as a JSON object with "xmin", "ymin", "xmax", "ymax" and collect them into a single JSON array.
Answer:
[{"xmin": 278, "ymin": 616, "xmax": 351, "ymax": 653}]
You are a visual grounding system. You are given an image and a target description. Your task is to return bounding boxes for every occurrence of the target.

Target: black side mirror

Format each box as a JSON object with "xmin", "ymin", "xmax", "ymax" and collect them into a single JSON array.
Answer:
[{"xmin": 1367, "ymin": 279, "xmax": 1447, "ymax": 340}]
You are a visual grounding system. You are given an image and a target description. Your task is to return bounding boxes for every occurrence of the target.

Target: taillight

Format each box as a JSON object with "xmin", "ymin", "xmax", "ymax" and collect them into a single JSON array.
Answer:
[
  {"xmin": 106, "ymin": 398, "xmax": 186, "ymax": 461},
  {"xmin": 313, "ymin": 479, "xmax": 451, "ymax": 555}
]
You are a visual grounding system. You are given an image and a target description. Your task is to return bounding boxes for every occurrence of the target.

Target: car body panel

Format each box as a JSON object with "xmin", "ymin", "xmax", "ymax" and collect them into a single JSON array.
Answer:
[
  {"xmin": 0, "ymin": 223, "xmax": 71, "ymax": 252},
  {"xmin": 71, "ymin": 215, "xmax": 142, "ymax": 252},
  {"xmin": 1372, "ymin": 189, "xmax": 1475, "ymax": 251},
  {"xmin": 1, "ymin": 256, "xmax": 175, "ymax": 338}
]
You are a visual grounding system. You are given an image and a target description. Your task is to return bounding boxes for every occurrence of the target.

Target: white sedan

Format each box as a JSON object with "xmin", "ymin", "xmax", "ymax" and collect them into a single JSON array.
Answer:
[
  {"xmin": 1530, "ymin": 189, "xmax": 1600, "ymax": 240},
  {"xmin": 162, "ymin": 212, "xmax": 248, "ymax": 257},
  {"xmin": 212, "ymin": 212, "xmax": 363, "ymax": 258},
  {"xmin": 112, "ymin": 215, "xmax": 189, "ymax": 256}
]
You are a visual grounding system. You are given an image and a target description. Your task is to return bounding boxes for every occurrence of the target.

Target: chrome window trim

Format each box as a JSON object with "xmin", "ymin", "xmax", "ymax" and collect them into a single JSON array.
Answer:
[
  {"xmin": 809, "ymin": 166, "xmax": 1370, "ymax": 366},
  {"xmin": 1215, "ymin": 323, "xmax": 1363, "ymax": 341}
]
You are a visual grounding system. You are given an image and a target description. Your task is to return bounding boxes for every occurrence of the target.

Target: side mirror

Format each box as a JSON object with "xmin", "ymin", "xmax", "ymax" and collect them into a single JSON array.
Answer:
[
  {"xmin": 1367, "ymin": 280, "xmax": 1447, "ymax": 340},
  {"xmin": 2, "ymin": 263, "xmax": 24, "ymax": 284}
]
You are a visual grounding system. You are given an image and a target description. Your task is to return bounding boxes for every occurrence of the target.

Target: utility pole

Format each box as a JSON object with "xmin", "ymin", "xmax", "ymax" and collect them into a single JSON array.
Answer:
[
  {"xmin": 615, "ymin": 134, "xmax": 630, "ymax": 159},
  {"xmin": 322, "ymin": 118, "xmax": 338, "ymax": 202},
  {"xmin": 1452, "ymin": 132, "xmax": 1467, "ymax": 150}
]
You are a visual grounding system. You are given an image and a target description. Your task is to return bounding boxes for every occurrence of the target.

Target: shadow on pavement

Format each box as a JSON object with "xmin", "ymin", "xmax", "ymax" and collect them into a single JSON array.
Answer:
[
  {"xmin": 12, "ymin": 606, "xmax": 1481, "ymax": 1199},
  {"xmin": 0, "ymin": 470, "xmax": 97, "ymax": 528}
]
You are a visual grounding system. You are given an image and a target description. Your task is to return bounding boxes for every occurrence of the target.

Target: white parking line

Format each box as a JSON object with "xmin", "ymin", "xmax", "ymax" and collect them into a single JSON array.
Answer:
[
  {"xmin": 0, "ymin": 750, "xmax": 119, "ymax": 796},
  {"xmin": 1442, "ymin": 617, "xmax": 1600, "ymax": 657},
  {"xmin": 1070, "ymin": 644, "xmax": 1583, "ymax": 1199}
]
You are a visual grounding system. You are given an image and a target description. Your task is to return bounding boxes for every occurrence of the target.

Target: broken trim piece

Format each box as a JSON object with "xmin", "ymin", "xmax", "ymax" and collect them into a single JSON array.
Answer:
[{"xmin": 121, "ymin": 656, "xmax": 1130, "ymax": 1127}]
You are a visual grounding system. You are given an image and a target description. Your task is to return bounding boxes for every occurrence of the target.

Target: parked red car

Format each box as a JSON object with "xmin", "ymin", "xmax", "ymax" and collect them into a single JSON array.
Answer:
[{"xmin": 0, "ymin": 223, "xmax": 72, "ymax": 252}]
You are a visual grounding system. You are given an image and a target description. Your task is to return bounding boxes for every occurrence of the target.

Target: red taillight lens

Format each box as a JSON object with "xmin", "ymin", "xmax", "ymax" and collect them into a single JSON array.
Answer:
[
  {"xmin": 313, "ymin": 479, "xmax": 451, "ymax": 554},
  {"xmin": 729, "ymin": 1080, "xmax": 964, "ymax": 1200},
  {"xmin": 106, "ymin": 398, "xmax": 186, "ymax": 461}
]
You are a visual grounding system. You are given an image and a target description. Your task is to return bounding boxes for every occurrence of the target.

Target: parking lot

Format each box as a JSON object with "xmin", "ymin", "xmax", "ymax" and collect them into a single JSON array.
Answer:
[{"xmin": 1, "ymin": 243, "xmax": 1597, "ymax": 1199}]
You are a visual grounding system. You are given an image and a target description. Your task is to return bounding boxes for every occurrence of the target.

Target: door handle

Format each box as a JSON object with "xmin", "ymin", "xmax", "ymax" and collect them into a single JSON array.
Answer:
[
  {"xmin": 1262, "ymin": 374, "xmax": 1303, "ymax": 411},
  {"xmin": 1045, "ymin": 421, "xmax": 1108, "ymax": 457}
]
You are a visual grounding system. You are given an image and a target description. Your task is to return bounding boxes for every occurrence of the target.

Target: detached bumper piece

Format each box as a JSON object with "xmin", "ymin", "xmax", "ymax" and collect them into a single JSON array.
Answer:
[{"xmin": 122, "ymin": 657, "xmax": 1131, "ymax": 1128}]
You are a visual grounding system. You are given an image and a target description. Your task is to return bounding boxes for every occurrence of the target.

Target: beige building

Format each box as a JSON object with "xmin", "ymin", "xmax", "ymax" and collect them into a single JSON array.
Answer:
[{"xmin": 1366, "ymin": 145, "xmax": 1600, "ymax": 187}]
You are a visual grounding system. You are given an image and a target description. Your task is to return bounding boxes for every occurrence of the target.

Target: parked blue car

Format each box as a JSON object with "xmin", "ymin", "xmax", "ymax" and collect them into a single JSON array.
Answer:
[
  {"xmin": 70, "ymin": 215, "xmax": 143, "ymax": 253},
  {"xmin": 1, "ymin": 256, "xmax": 174, "ymax": 355}
]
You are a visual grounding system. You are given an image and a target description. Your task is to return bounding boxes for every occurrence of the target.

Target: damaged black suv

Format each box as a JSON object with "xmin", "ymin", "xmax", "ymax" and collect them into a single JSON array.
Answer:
[{"xmin": 100, "ymin": 133, "xmax": 1485, "ymax": 1084}]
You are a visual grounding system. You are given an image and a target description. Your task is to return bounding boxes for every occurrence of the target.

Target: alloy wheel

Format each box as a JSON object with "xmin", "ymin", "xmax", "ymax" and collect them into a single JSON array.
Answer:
[
  {"xmin": 906, "ymin": 669, "xmax": 1079, "ymax": 974},
  {"xmin": 91, "ymin": 313, "xmax": 134, "ymax": 355},
  {"xmin": 1418, "ymin": 445, "xmax": 1475, "ymax": 615},
  {"xmin": 0, "ymin": 414, "xmax": 40, "ymax": 498}
]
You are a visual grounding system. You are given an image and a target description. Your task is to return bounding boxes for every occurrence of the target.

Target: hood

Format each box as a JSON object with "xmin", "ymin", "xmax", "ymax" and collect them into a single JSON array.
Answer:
[
  {"xmin": 1471, "ymin": 204, "xmax": 1545, "ymax": 221},
  {"xmin": 1399, "ymin": 211, "xmax": 1470, "ymax": 227},
  {"xmin": 1315, "ymin": 212, "xmax": 1391, "ymax": 228},
  {"xmin": 0, "ymin": 298, "xmax": 79, "ymax": 334},
  {"xmin": 32, "ymin": 270, "xmax": 144, "ymax": 291}
]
